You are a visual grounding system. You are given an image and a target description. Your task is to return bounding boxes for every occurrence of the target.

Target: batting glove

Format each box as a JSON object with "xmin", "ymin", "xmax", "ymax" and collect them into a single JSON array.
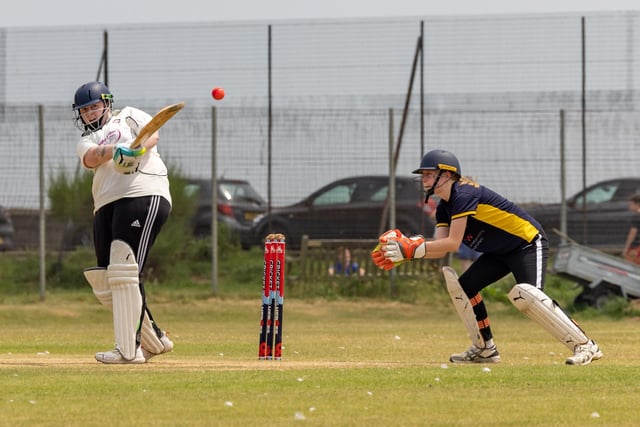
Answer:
[
  {"xmin": 382, "ymin": 235, "xmax": 427, "ymax": 264},
  {"xmin": 113, "ymin": 143, "xmax": 146, "ymax": 160},
  {"xmin": 113, "ymin": 143, "xmax": 146, "ymax": 174}
]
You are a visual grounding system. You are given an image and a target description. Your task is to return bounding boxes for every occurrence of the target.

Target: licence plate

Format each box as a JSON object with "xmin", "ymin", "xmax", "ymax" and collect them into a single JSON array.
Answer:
[{"xmin": 244, "ymin": 212, "xmax": 259, "ymax": 221}]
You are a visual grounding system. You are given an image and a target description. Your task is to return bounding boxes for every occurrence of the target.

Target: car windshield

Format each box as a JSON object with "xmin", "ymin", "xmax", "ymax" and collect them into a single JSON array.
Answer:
[
  {"xmin": 312, "ymin": 183, "xmax": 356, "ymax": 206},
  {"xmin": 219, "ymin": 182, "xmax": 264, "ymax": 203},
  {"xmin": 370, "ymin": 186, "xmax": 389, "ymax": 202},
  {"xmin": 574, "ymin": 183, "xmax": 619, "ymax": 206},
  {"xmin": 185, "ymin": 180, "xmax": 265, "ymax": 204},
  {"xmin": 359, "ymin": 180, "xmax": 421, "ymax": 202},
  {"xmin": 310, "ymin": 179, "xmax": 420, "ymax": 207}
]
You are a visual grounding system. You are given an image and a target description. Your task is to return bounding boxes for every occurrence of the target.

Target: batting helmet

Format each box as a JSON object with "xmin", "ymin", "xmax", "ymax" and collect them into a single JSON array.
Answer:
[
  {"xmin": 72, "ymin": 81, "xmax": 113, "ymax": 132},
  {"xmin": 72, "ymin": 81, "xmax": 113, "ymax": 111},
  {"xmin": 412, "ymin": 149, "xmax": 461, "ymax": 176}
]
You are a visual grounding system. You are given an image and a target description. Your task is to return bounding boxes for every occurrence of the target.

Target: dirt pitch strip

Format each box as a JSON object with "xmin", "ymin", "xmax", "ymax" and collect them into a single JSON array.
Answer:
[{"xmin": 0, "ymin": 354, "xmax": 439, "ymax": 371}]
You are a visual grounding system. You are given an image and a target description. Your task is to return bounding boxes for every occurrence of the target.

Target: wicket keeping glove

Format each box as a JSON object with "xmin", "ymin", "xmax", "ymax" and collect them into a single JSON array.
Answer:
[
  {"xmin": 113, "ymin": 143, "xmax": 147, "ymax": 174},
  {"xmin": 372, "ymin": 243, "xmax": 395, "ymax": 270},
  {"xmin": 382, "ymin": 234, "xmax": 427, "ymax": 263},
  {"xmin": 372, "ymin": 229, "xmax": 427, "ymax": 268},
  {"xmin": 372, "ymin": 229, "xmax": 407, "ymax": 270}
]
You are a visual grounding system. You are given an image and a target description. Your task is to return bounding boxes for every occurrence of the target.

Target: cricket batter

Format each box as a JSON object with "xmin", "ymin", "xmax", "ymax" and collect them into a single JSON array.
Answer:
[
  {"xmin": 72, "ymin": 81, "xmax": 173, "ymax": 364},
  {"xmin": 372, "ymin": 149, "xmax": 603, "ymax": 365}
]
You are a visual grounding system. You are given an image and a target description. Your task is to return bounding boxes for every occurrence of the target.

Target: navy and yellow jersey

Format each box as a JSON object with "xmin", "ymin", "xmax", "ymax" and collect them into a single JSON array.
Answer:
[{"xmin": 435, "ymin": 179, "xmax": 545, "ymax": 255}]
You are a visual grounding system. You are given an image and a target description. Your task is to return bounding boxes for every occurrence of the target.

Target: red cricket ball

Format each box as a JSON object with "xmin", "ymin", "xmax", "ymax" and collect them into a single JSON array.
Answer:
[{"xmin": 212, "ymin": 87, "xmax": 225, "ymax": 100}]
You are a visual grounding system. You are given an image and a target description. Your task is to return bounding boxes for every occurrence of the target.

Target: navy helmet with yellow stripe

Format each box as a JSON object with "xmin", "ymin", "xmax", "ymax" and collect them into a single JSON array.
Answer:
[{"xmin": 412, "ymin": 149, "xmax": 461, "ymax": 176}]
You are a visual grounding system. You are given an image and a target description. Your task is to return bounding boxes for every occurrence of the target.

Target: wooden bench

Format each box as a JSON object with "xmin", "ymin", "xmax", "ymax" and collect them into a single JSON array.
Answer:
[{"xmin": 295, "ymin": 235, "xmax": 442, "ymax": 281}]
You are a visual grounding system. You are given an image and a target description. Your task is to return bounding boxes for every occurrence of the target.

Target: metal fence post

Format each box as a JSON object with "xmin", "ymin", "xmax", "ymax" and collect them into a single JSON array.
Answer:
[
  {"xmin": 211, "ymin": 106, "xmax": 218, "ymax": 296},
  {"xmin": 38, "ymin": 104, "xmax": 46, "ymax": 301}
]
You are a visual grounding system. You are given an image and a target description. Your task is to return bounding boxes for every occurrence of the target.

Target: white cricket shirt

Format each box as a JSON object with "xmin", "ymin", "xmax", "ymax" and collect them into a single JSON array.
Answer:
[{"xmin": 76, "ymin": 106, "xmax": 172, "ymax": 213}]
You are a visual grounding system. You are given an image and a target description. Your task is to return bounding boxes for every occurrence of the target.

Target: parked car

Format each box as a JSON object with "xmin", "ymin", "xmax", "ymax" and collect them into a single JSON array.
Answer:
[
  {"xmin": 248, "ymin": 175, "xmax": 434, "ymax": 249},
  {"xmin": 523, "ymin": 177, "xmax": 640, "ymax": 249},
  {"xmin": 186, "ymin": 178, "xmax": 267, "ymax": 248},
  {"xmin": 0, "ymin": 204, "xmax": 15, "ymax": 251}
]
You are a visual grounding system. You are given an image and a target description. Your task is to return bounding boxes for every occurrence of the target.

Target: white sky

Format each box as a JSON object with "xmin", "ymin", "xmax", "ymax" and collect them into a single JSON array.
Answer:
[{"xmin": 1, "ymin": 0, "xmax": 640, "ymax": 28}]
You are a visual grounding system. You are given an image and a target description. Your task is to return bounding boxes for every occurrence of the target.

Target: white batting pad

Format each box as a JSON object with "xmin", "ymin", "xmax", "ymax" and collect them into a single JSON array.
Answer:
[
  {"xmin": 508, "ymin": 283, "xmax": 589, "ymax": 351},
  {"xmin": 84, "ymin": 267, "xmax": 111, "ymax": 306},
  {"xmin": 442, "ymin": 266, "xmax": 485, "ymax": 348},
  {"xmin": 84, "ymin": 266, "xmax": 160, "ymax": 353},
  {"xmin": 108, "ymin": 240, "xmax": 143, "ymax": 361},
  {"xmin": 140, "ymin": 315, "xmax": 164, "ymax": 354}
]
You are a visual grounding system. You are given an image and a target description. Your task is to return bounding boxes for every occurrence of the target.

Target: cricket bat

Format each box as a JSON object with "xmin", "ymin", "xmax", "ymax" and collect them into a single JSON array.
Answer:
[{"xmin": 130, "ymin": 102, "xmax": 185, "ymax": 149}]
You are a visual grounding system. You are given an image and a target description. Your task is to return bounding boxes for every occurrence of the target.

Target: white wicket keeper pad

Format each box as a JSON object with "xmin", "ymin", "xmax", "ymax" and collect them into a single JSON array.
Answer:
[
  {"xmin": 508, "ymin": 283, "xmax": 589, "ymax": 351},
  {"xmin": 108, "ymin": 240, "xmax": 143, "ymax": 361},
  {"xmin": 442, "ymin": 266, "xmax": 485, "ymax": 349}
]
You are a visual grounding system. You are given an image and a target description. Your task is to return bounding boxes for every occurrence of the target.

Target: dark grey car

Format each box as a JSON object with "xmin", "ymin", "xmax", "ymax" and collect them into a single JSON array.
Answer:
[
  {"xmin": 523, "ymin": 177, "xmax": 640, "ymax": 249},
  {"xmin": 186, "ymin": 179, "xmax": 267, "ymax": 248},
  {"xmin": 249, "ymin": 175, "xmax": 434, "ymax": 249},
  {"xmin": 0, "ymin": 205, "xmax": 15, "ymax": 251}
]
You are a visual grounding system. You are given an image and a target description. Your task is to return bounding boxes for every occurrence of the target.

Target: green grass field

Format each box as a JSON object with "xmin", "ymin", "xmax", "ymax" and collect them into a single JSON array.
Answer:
[{"xmin": 1, "ymin": 289, "xmax": 640, "ymax": 426}]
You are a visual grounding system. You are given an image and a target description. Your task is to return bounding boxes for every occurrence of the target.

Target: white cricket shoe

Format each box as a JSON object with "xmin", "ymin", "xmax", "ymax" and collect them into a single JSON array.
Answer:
[
  {"xmin": 565, "ymin": 340, "xmax": 603, "ymax": 366},
  {"xmin": 142, "ymin": 333, "xmax": 174, "ymax": 361},
  {"xmin": 450, "ymin": 344, "xmax": 501, "ymax": 363},
  {"xmin": 96, "ymin": 346, "xmax": 146, "ymax": 364}
]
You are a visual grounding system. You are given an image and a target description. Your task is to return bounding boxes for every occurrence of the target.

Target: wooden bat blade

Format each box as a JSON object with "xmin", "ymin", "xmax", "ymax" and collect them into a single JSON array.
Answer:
[{"xmin": 130, "ymin": 101, "xmax": 185, "ymax": 148}]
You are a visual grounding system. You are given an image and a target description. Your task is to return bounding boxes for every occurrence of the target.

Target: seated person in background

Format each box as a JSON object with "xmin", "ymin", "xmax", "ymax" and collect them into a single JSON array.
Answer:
[{"xmin": 328, "ymin": 246, "xmax": 365, "ymax": 276}]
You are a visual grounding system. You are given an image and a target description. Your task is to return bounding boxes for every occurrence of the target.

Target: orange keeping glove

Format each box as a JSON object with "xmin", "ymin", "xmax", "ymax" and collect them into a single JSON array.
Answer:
[
  {"xmin": 378, "ymin": 229, "xmax": 404, "ymax": 243},
  {"xmin": 382, "ymin": 235, "xmax": 426, "ymax": 264},
  {"xmin": 371, "ymin": 243, "xmax": 397, "ymax": 270},
  {"xmin": 371, "ymin": 229, "xmax": 421, "ymax": 270}
]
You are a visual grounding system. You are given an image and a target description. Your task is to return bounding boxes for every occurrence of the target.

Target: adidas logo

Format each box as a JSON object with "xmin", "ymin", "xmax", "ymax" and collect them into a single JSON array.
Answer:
[{"xmin": 131, "ymin": 219, "xmax": 141, "ymax": 228}]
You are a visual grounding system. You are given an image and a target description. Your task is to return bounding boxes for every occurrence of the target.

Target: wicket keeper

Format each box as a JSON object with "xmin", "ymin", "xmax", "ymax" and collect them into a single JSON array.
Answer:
[{"xmin": 372, "ymin": 149, "xmax": 602, "ymax": 365}]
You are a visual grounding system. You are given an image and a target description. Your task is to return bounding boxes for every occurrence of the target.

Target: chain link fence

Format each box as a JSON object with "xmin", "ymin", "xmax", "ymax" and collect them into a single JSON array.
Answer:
[{"xmin": 2, "ymin": 12, "xmax": 640, "ymax": 249}]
